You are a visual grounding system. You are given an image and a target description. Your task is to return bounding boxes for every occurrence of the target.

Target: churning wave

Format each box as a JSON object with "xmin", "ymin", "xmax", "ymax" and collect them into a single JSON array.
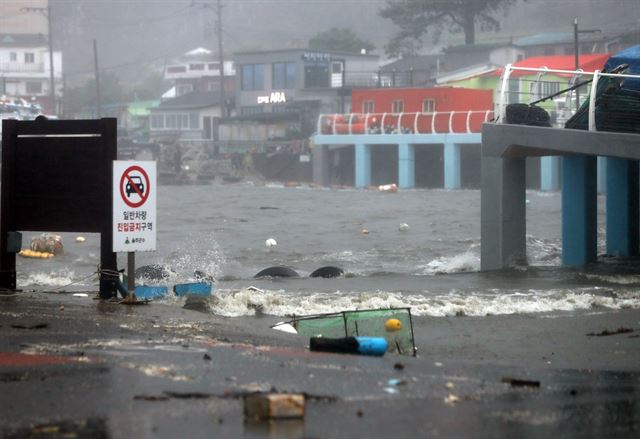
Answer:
[{"xmin": 205, "ymin": 286, "xmax": 640, "ymax": 318}]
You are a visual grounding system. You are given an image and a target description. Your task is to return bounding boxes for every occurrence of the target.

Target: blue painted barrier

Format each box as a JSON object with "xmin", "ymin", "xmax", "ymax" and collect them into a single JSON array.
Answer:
[
  {"xmin": 134, "ymin": 285, "xmax": 168, "ymax": 300},
  {"xmin": 173, "ymin": 282, "xmax": 213, "ymax": 297}
]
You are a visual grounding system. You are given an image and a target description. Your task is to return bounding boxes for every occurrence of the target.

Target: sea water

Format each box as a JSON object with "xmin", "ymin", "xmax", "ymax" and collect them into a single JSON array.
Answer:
[{"xmin": 15, "ymin": 182, "xmax": 640, "ymax": 318}]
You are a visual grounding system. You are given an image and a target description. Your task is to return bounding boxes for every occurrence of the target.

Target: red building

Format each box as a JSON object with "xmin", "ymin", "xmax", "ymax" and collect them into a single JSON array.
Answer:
[
  {"xmin": 322, "ymin": 87, "xmax": 494, "ymax": 134},
  {"xmin": 352, "ymin": 87, "xmax": 493, "ymax": 114}
]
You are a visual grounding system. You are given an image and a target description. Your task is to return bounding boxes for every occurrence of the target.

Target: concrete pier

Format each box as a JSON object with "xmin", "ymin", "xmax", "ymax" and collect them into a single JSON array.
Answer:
[
  {"xmin": 444, "ymin": 143, "xmax": 461, "ymax": 189},
  {"xmin": 606, "ymin": 157, "xmax": 639, "ymax": 257},
  {"xmin": 355, "ymin": 143, "xmax": 372, "ymax": 188},
  {"xmin": 313, "ymin": 133, "xmax": 480, "ymax": 189},
  {"xmin": 562, "ymin": 155, "xmax": 597, "ymax": 266},
  {"xmin": 540, "ymin": 156, "xmax": 561, "ymax": 191},
  {"xmin": 481, "ymin": 123, "xmax": 640, "ymax": 270},
  {"xmin": 398, "ymin": 143, "xmax": 415, "ymax": 189}
]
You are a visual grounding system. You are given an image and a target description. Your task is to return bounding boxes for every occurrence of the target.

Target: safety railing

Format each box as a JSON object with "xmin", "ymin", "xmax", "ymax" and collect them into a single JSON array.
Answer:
[
  {"xmin": 496, "ymin": 64, "xmax": 640, "ymax": 131},
  {"xmin": 317, "ymin": 110, "xmax": 494, "ymax": 136}
]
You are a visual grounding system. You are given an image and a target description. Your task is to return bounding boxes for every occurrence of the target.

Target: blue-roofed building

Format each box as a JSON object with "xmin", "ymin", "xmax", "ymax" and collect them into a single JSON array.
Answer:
[{"xmin": 513, "ymin": 31, "xmax": 632, "ymax": 58}]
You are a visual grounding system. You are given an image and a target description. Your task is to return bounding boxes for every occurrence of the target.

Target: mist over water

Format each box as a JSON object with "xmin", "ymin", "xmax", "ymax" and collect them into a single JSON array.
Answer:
[{"xmin": 16, "ymin": 183, "xmax": 640, "ymax": 318}]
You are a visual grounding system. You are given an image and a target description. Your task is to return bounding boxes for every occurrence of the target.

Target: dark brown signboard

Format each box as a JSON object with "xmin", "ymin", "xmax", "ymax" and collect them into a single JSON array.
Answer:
[{"xmin": 1, "ymin": 118, "xmax": 118, "ymax": 298}]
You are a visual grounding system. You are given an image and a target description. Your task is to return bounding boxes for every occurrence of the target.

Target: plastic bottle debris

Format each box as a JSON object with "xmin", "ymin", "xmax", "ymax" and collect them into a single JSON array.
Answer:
[
  {"xmin": 75, "ymin": 236, "xmax": 86, "ymax": 243},
  {"xmin": 398, "ymin": 223, "xmax": 410, "ymax": 232},
  {"xmin": 361, "ymin": 228, "xmax": 370, "ymax": 235},
  {"xmin": 265, "ymin": 238, "xmax": 277, "ymax": 247},
  {"xmin": 309, "ymin": 336, "xmax": 387, "ymax": 356},
  {"xmin": 244, "ymin": 393, "xmax": 305, "ymax": 420}
]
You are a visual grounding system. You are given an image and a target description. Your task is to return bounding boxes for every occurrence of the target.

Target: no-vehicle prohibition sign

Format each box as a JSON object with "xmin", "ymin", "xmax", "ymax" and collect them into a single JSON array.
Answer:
[
  {"xmin": 113, "ymin": 161, "xmax": 157, "ymax": 252},
  {"xmin": 120, "ymin": 165, "xmax": 150, "ymax": 208}
]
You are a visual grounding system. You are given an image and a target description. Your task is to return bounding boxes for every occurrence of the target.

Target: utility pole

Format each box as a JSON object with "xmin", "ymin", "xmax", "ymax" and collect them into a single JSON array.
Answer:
[
  {"xmin": 47, "ymin": 1, "xmax": 55, "ymax": 114},
  {"xmin": 573, "ymin": 18, "xmax": 602, "ymax": 109},
  {"xmin": 216, "ymin": 0, "xmax": 227, "ymax": 117},
  {"xmin": 93, "ymin": 39, "xmax": 102, "ymax": 118},
  {"xmin": 190, "ymin": 1, "xmax": 227, "ymax": 116},
  {"xmin": 22, "ymin": 2, "xmax": 56, "ymax": 115}
]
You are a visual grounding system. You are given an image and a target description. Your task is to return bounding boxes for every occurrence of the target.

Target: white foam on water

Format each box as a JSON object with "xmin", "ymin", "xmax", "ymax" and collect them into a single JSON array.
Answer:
[
  {"xmin": 526, "ymin": 236, "xmax": 561, "ymax": 266},
  {"xmin": 421, "ymin": 250, "xmax": 480, "ymax": 275},
  {"xmin": 162, "ymin": 233, "xmax": 226, "ymax": 283},
  {"xmin": 210, "ymin": 286, "xmax": 640, "ymax": 317},
  {"xmin": 580, "ymin": 273, "xmax": 640, "ymax": 285},
  {"xmin": 18, "ymin": 269, "xmax": 89, "ymax": 288}
]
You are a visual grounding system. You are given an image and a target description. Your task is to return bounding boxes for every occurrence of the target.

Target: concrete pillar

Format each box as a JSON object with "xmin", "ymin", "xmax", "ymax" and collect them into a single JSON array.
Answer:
[
  {"xmin": 444, "ymin": 143, "xmax": 461, "ymax": 189},
  {"xmin": 355, "ymin": 143, "xmax": 371, "ymax": 188},
  {"xmin": 597, "ymin": 156, "xmax": 607, "ymax": 194},
  {"xmin": 481, "ymin": 156, "xmax": 527, "ymax": 271},
  {"xmin": 540, "ymin": 156, "xmax": 560, "ymax": 191},
  {"xmin": 398, "ymin": 143, "xmax": 415, "ymax": 189},
  {"xmin": 562, "ymin": 155, "xmax": 597, "ymax": 266},
  {"xmin": 312, "ymin": 144, "xmax": 330, "ymax": 187},
  {"xmin": 606, "ymin": 157, "xmax": 639, "ymax": 257}
]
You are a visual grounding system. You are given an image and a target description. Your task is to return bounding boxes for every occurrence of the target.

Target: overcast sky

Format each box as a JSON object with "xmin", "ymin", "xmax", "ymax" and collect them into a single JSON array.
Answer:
[{"xmin": 6, "ymin": 0, "xmax": 638, "ymax": 86}]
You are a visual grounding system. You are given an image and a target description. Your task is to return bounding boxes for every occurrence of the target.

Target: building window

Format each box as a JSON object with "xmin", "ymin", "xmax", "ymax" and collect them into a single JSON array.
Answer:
[
  {"xmin": 10, "ymin": 52, "xmax": 17, "ymax": 62},
  {"xmin": 189, "ymin": 113, "xmax": 199, "ymax": 129},
  {"xmin": 151, "ymin": 113, "xmax": 199, "ymax": 130},
  {"xmin": 240, "ymin": 105, "xmax": 264, "ymax": 115},
  {"xmin": 304, "ymin": 64, "xmax": 329, "ymax": 88},
  {"xmin": 422, "ymin": 99, "xmax": 435, "ymax": 113},
  {"xmin": 207, "ymin": 62, "xmax": 220, "ymax": 71},
  {"xmin": 273, "ymin": 105, "xmax": 294, "ymax": 113},
  {"xmin": 207, "ymin": 82, "xmax": 218, "ymax": 91},
  {"xmin": 151, "ymin": 114, "xmax": 164, "ymax": 129},
  {"xmin": 362, "ymin": 100, "xmax": 374, "ymax": 113},
  {"xmin": 176, "ymin": 84, "xmax": 193, "ymax": 96},
  {"xmin": 189, "ymin": 63, "xmax": 204, "ymax": 71},
  {"xmin": 166, "ymin": 65, "xmax": 186, "ymax": 74},
  {"xmin": 24, "ymin": 52, "xmax": 35, "ymax": 63},
  {"xmin": 392, "ymin": 100, "xmax": 404, "ymax": 113},
  {"xmin": 26, "ymin": 81, "xmax": 42, "ymax": 94},
  {"xmin": 166, "ymin": 114, "xmax": 177, "ymax": 129},
  {"xmin": 273, "ymin": 62, "xmax": 297, "ymax": 89},
  {"xmin": 241, "ymin": 64, "xmax": 265, "ymax": 90}
]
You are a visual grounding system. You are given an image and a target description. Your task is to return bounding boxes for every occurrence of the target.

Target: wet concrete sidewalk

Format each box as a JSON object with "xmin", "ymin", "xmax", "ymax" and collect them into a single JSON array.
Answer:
[{"xmin": 1, "ymin": 291, "xmax": 639, "ymax": 438}]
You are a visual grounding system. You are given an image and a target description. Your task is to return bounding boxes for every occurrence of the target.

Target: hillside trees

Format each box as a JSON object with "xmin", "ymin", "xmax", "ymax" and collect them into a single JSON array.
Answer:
[{"xmin": 380, "ymin": 0, "xmax": 522, "ymax": 56}]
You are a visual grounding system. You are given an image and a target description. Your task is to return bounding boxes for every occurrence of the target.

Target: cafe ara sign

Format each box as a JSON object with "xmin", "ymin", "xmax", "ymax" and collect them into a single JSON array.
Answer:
[{"xmin": 257, "ymin": 91, "xmax": 287, "ymax": 104}]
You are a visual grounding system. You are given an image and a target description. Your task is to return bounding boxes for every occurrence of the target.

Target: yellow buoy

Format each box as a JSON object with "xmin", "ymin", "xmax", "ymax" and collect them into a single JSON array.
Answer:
[{"xmin": 385, "ymin": 318, "xmax": 402, "ymax": 332}]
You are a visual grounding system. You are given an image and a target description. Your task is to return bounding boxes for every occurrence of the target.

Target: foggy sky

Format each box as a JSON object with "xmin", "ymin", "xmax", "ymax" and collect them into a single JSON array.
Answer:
[{"xmin": 28, "ymin": 0, "xmax": 640, "ymax": 87}]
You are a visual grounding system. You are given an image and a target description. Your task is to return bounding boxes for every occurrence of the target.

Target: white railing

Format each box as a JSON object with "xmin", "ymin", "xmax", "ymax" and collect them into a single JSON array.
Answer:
[
  {"xmin": 496, "ymin": 65, "xmax": 640, "ymax": 131},
  {"xmin": 317, "ymin": 110, "xmax": 494, "ymax": 136}
]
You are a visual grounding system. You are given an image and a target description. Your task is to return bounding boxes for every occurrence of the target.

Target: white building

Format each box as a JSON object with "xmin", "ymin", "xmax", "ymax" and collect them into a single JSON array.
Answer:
[{"xmin": 0, "ymin": 33, "xmax": 62, "ymax": 115}]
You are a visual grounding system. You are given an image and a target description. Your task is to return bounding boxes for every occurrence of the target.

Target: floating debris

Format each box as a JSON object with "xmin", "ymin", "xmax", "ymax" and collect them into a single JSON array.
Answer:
[
  {"xmin": 244, "ymin": 393, "xmax": 305, "ymax": 420},
  {"xmin": 501, "ymin": 377, "xmax": 541, "ymax": 388},
  {"xmin": 586, "ymin": 327, "xmax": 634, "ymax": 337}
]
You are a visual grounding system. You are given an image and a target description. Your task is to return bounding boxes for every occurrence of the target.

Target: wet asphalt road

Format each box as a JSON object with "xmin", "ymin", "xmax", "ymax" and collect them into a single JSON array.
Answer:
[{"xmin": 1, "ymin": 291, "xmax": 639, "ymax": 438}]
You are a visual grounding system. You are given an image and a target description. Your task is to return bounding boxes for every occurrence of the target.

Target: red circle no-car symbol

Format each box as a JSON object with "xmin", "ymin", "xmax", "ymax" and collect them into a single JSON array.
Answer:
[{"xmin": 120, "ymin": 165, "xmax": 150, "ymax": 208}]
